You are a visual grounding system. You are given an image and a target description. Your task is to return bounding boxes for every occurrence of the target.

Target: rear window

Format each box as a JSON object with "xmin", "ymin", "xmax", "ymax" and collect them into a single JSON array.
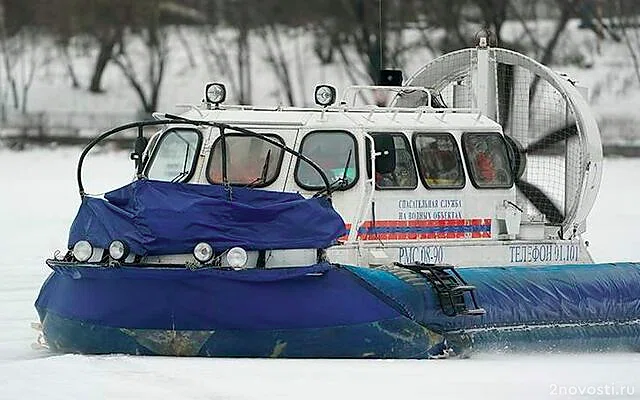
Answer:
[
  {"xmin": 207, "ymin": 134, "xmax": 285, "ymax": 187},
  {"xmin": 295, "ymin": 130, "xmax": 358, "ymax": 190},
  {"xmin": 461, "ymin": 132, "xmax": 513, "ymax": 189},
  {"xmin": 146, "ymin": 128, "xmax": 201, "ymax": 182},
  {"xmin": 413, "ymin": 133, "xmax": 465, "ymax": 189}
]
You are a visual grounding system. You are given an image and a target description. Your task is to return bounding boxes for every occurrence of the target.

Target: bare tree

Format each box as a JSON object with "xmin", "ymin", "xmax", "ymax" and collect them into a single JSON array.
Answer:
[
  {"xmin": 17, "ymin": 29, "xmax": 47, "ymax": 113},
  {"xmin": 538, "ymin": 0, "xmax": 578, "ymax": 66},
  {"xmin": 56, "ymin": 37, "xmax": 80, "ymax": 89},
  {"xmin": 235, "ymin": 5, "xmax": 252, "ymax": 105},
  {"xmin": 612, "ymin": 0, "xmax": 640, "ymax": 85},
  {"xmin": 88, "ymin": 27, "xmax": 123, "ymax": 93},
  {"xmin": 254, "ymin": 24, "xmax": 297, "ymax": 105},
  {"xmin": 0, "ymin": 1, "xmax": 19, "ymax": 111},
  {"xmin": 199, "ymin": 21, "xmax": 252, "ymax": 104},
  {"xmin": 112, "ymin": 24, "xmax": 168, "ymax": 115},
  {"xmin": 0, "ymin": 25, "xmax": 49, "ymax": 113},
  {"xmin": 415, "ymin": 0, "xmax": 472, "ymax": 52},
  {"xmin": 471, "ymin": 0, "xmax": 511, "ymax": 45},
  {"xmin": 308, "ymin": 0, "xmax": 426, "ymax": 86}
]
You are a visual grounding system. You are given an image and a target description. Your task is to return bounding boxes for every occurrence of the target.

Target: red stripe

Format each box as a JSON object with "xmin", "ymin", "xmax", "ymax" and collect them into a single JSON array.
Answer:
[
  {"xmin": 348, "ymin": 219, "xmax": 492, "ymax": 241},
  {"xmin": 341, "ymin": 219, "xmax": 493, "ymax": 242}
]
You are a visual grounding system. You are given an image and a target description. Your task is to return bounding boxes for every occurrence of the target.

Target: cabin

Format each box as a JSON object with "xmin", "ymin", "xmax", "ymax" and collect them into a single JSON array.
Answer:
[{"xmin": 140, "ymin": 75, "xmax": 595, "ymax": 268}]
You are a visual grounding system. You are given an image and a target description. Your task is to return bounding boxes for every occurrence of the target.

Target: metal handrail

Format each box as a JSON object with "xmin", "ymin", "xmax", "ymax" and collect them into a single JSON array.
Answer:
[
  {"xmin": 76, "ymin": 114, "xmax": 332, "ymax": 199},
  {"xmin": 341, "ymin": 85, "xmax": 433, "ymax": 108}
]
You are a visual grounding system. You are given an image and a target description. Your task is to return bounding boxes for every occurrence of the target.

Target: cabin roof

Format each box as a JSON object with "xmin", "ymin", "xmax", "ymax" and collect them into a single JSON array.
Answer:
[{"xmin": 180, "ymin": 106, "xmax": 503, "ymax": 132}]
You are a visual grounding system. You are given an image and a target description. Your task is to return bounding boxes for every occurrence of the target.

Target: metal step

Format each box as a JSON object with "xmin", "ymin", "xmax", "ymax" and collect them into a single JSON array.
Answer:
[{"xmin": 393, "ymin": 262, "xmax": 485, "ymax": 318}]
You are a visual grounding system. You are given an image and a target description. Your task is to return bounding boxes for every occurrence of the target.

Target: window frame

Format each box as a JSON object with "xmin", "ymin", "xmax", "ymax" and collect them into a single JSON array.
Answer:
[
  {"xmin": 366, "ymin": 132, "xmax": 419, "ymax": 191},
  {"xmin": 294, "ymin": 130, "xmax": 360, "ymax": 191},
  {"xmin": 461, "ymin": 132, "xmax": 514, "ymax": 189},
  {"xmin": 206, "ymin": 132, "xmax": 286, "ymax": 188},
  {"xmin": 412, "ymin": 132, "xmax": 466, "ymax": 190},
  {"xmin": 144, "ymin": 127, "xmax": 203, "ymax": 183}
]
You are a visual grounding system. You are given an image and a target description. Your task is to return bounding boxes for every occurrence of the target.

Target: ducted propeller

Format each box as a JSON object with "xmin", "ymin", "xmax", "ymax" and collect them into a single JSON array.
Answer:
[
  {"xmin": 514, "ymin": 178, "xmax": 564, "ymax": 224},
  {"xmin": 498, "ymin": 61, "xmax": 580, "ymax": 225},
  {"xmin": 523, "ymin": 124, "xmax": 578, "ymax": 154},
  {"xmin": 505, "ymin": 125, "xmax": 579, "ymax": 226}
]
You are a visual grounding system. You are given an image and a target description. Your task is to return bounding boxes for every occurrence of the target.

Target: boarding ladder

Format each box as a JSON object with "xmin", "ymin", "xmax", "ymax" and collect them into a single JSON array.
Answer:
[{"xmin": 395, "ymin": 262, "xmax": 486, "ymax": 317}]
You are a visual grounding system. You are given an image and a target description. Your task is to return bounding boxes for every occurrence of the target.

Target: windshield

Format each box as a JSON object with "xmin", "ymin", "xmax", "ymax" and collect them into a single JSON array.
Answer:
[
  {"xmin": 295, "ymin": 130, "xmax": 358, "ymax": 190},
  {"xmin": 207, "ymin": 133, "xmax": 285, "ymax": 187},
  {"xmin": 146, "ymin": 128, "xmax": 201, "ymax": 182}
]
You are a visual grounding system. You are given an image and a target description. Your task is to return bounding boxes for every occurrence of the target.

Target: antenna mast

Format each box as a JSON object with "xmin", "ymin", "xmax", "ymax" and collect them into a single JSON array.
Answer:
[{"xmin": 379, "ymin": 0, "xmax": 383, "ymax": 71}]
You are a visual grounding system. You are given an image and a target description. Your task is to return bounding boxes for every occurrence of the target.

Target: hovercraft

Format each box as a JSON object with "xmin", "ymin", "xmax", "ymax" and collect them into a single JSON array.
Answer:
[{"xmin": 35, "ymin": 42, "xmax": 640, "ymax": 358}]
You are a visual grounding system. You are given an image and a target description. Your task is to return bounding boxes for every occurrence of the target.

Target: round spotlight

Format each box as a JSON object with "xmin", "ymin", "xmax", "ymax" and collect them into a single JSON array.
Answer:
[
  {"xmin": 72, "ymin": 240, "xmax": 93, "ymax": 262},
  {"xmin": 226, "ymin": 247, "xmax": 247, "ymax": 269},
  {"xmin": 108, "ymin": 240, "xmax": 129, "ymax": 261},
  {"xmin": 193, "ymin": 242, "xmax": 214, "ymax": 263},
  {"xmin": 314, "ymin": 85, "xmax": 337, "ymax": 107},
  {"xmin": 205, "ymin": 83, "xmax": 226, "ymax": 104}
]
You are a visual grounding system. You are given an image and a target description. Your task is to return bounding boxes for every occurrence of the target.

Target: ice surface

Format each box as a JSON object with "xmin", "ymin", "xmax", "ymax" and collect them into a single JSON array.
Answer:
[{"xmin": 0, "ymin": 149, "xmax": 639, "ymax": 399}]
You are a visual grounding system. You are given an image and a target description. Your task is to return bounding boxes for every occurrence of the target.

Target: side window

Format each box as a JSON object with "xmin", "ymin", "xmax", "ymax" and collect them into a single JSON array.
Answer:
[
  {"xmin": 365, "ymin": 133, "xmax": 418, "ymax": 189},
  {"xmin": 462, "ymin": 133, "xmax": 513, "ymax": 189},
  {"xmin": 146, "ymin": 129, "xmax": 201, "ymax": 182},
  {"xmin": 207, "ymin": 134, "xmax": 284, "ymax": 187},
  {"xmin": 413, "ymin": 133, "xmax": 465, "ymax": 189},
  {"xmin": 295, "ymin": 131, "xmax": 358, "ymax": 190}
]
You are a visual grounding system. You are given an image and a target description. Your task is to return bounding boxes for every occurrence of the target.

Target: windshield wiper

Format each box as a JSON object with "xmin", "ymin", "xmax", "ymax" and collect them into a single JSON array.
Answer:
[
  {"xmin": 245, "ymin": 149, "xmax": 272, "ymax": 188},
  {"xmin": 170, "ymin": 137, "xmax": 192, "ymax": 183},
  {"xmin": 335, "ymin": 148, "xmax": 352, "ymax": 188},
  {"xmin": 313, "ymin": 149, "xmax": 352, "ymax": 197},
  {"xmin": 171, "ymin": 171, "xmax": 189, "ymax": 183},
  {"xmin": 259, "ymin": 149, "xmax": 272, "ymax": 183}
]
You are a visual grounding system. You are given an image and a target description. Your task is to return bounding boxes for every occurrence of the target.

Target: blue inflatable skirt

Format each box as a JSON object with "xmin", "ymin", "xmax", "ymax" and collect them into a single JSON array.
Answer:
[{"xmin": 35, "ymin": 261, "xmax": 640, "ymax": 357}]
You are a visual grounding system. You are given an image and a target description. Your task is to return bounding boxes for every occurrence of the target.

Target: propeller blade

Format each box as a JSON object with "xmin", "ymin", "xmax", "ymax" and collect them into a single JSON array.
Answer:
[
  {"xmin": 497, "ymin": 63, "xmax": 514, "ymax": 131},
  {"xmin": 525, "ymin": 124, "xmax": 578, "ymax": 154},
  {"xmin": 515, "ymin": 179, "xmax": 564, "ymax": 224}
]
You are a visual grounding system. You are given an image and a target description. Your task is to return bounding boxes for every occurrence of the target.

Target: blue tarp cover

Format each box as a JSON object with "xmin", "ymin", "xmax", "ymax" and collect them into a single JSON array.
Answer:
[{"xmin": 68, "ymin": 180, "xmax": 347, "ymax": 255}]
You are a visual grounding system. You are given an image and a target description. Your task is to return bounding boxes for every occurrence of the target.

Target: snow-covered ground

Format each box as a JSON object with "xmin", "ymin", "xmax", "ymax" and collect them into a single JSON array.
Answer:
[{"xmin": 0, "ymin": 148, "xmax": 639, "ymax": 399}]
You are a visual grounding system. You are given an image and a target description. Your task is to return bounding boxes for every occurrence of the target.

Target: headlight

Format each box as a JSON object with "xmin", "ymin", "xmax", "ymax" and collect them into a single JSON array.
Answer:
[
  {"xmin": 108, "ymin": 240, "xmax": 129, "ymax": 261},
  {"xmin": 193, "ymin": 242, "xmax": 214, "ymax": 263},
  {"xmin": 205, "ymin": 83, "xmax": 226, "ymax": 105},
  {"xmin": 226, "ymin": 247, "xmax": 247, "ymax": 269},
  {"xmin": 72, "ymin": 240, "xmax": 93, "ymax": 262},
  {"xmin": 314, "ymin": 85, "xmax": 337, "ymax": 107}
]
